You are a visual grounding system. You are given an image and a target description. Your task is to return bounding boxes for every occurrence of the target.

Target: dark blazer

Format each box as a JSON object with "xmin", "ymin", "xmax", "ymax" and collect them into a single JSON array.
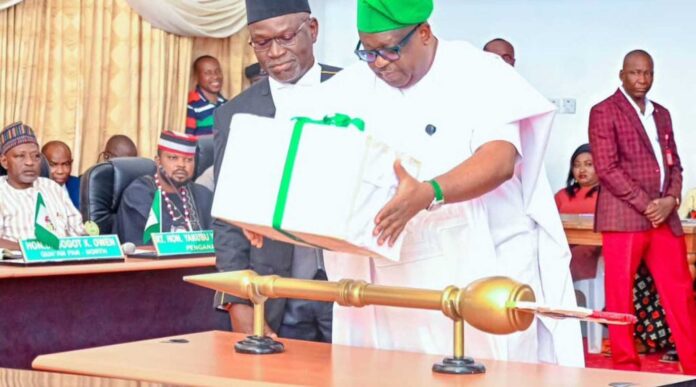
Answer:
[
  {"xmin": 116, "ymin": 175, "xmax": 213, "ymax": 245},
  {"xmin": 65, "ymin": 175, "xmax": 80, "ymax": 210},
  {"xmin": 589, "ymin": 89, "xmax": 683, "ymax": 236},
  {"xmin": 212, "ymin": 64, "xmax": 340, "ymax": 332}
]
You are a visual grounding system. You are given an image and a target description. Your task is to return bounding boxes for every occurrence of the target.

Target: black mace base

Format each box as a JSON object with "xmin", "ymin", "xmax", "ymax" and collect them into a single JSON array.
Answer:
[
  {"xmin": 432, "ymin": 356, "xmax": 486, "ymax": 374},
  {"xmin": 234, "ymin": 335, "xmax": 285, "ymax": 355}
]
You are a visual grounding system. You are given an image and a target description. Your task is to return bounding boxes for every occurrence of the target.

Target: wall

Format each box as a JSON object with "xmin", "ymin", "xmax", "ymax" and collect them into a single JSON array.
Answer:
[{"xmin": 309, "ymin": 0, "xmax": 696, "ymax": 193}]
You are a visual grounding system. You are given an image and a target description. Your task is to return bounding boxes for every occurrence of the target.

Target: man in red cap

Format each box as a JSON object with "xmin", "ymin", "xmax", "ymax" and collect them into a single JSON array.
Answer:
[{"xmin": 116, "ymin": 130, "xmax": 213, "ymax": 245}]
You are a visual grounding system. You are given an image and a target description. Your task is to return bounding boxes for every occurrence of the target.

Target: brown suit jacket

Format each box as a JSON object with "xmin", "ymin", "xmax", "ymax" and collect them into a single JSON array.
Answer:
[{"xmin": 589, "ymin": 89, "xmax": 683, "ymax": 236}]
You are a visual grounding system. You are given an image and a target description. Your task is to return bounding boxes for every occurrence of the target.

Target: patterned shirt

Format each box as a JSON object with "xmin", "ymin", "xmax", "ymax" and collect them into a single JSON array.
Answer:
[
  {"xmin": 186, "ymin": 85, "xmax": 226, "ymax": 136},
  {"xmin": 0, "ymin": 176, "xmax": 85, "ymax": 242}
]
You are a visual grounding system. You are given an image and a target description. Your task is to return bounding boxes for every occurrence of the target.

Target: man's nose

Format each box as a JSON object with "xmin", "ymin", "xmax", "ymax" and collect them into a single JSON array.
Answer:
[
  {"xmin": 267, "ymin": 40, "xmax": 286, "ymax": 58},
  {"xmin": 373, "ymin": 56, "xmax": 390, "ymax": 69}
]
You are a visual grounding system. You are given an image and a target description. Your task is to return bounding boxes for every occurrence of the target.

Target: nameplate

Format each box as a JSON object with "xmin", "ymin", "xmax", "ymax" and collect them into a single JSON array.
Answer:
[
  {"xmin": 152, "ymin": 230, "xmax": 215, "ymax": 256},
  {"xmin": 20, "ymin": 235, "xmax": 124, "ymax": 263}
]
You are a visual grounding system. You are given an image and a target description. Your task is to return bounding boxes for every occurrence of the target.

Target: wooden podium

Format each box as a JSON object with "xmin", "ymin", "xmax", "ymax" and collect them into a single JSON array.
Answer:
[{"xmin": 33, "ymin": 331, "xmax": 693, "ymax": 386}]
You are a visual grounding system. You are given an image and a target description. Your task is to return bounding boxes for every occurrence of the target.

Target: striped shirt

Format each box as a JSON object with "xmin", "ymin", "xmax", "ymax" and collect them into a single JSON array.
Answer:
[
  {"xmin": 0, "ymin": 176, "xmax": 85, "ymax": 242},
  {"xmin": 185, "ymin": 85, "xmax": 226, "ymax": 136}
]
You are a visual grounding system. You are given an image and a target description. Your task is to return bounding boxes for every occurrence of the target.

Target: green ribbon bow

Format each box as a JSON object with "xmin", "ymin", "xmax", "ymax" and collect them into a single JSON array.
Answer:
[{"xmin": 272, "ymin": 114, "xmax": 365, "ymax": 244}]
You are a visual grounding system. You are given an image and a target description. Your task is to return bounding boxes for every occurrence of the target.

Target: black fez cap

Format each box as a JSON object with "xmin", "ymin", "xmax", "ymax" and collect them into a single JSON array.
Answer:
[{"xmin": 245, "ymin": 0, "xmax": 311, "ymax": 25}]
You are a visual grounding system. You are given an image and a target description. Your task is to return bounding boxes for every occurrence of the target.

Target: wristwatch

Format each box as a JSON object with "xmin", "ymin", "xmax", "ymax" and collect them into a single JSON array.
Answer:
[{"xmin": 426, "ymin": 179, "xmax": 445, "ymax": 211}]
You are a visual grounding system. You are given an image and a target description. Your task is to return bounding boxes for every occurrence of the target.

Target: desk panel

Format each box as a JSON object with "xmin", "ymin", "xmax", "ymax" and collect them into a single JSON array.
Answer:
[
  {"xmin": 34, "ymin": 331, "xmax": 694, "ymax": 386},
  {"xmin": 0, "ymin": 366, "xmax": 164, "ymax": 386},
  {"xmin": 0, "ymin": 259, "xmax": 227, "ymax": 369},
  {"xmin": 0, "ymin": 256, "xmax": 216, "ymax": 279}
]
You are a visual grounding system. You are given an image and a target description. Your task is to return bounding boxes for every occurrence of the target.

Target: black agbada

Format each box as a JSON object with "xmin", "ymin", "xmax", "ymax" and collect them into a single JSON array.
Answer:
[{"xmin": 115, "ymin": 175, "xmax": 213, "ymax": 245}]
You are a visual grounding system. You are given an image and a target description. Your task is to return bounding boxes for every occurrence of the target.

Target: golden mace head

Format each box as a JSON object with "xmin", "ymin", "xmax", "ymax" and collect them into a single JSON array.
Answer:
[
  {"xmin": 457, "ymin": 276, "xmax": 536, "ymax": 334},
  {"xmin": 185, "ymin": 270, "xmax": 268, "ymax": 304}
]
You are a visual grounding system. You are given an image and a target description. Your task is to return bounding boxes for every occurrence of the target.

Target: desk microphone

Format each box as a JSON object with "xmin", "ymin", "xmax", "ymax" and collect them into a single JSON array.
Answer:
[
  {"xmin": 121, "ymin": 242, "xmax": 136, "ymax": 255},
  {"xmin": 425, "ymin": 124, "xmax": 437, "ymax": 136}
]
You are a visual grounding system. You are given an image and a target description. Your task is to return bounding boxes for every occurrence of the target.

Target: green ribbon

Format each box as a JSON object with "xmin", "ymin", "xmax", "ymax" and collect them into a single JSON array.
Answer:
[{"xmin": 272, "ymin": 114, "xmax": 365, "ymax": 244}]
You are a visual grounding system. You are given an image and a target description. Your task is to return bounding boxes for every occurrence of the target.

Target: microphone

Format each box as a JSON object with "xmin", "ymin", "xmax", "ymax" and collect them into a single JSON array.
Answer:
[
  {"xmin": 425, "ymin": 124, "xmax": 437, "ymax": 136},
  {"xmin": 121, "ymin": 242, "xmax": 136, "ymax": 255}
]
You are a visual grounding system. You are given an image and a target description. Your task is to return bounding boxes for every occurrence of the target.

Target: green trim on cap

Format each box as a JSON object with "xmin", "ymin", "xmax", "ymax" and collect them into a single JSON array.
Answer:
[{"xmin": 357, "ymin": 0, "xmax": 433, "ymax": 33}]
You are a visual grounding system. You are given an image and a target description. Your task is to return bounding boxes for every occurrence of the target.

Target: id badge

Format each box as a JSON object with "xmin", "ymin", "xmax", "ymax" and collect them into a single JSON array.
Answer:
[
  {"xmin": 666, "ymin": 149, "xmax": 675, "ymax": 167},
  {"xmin": 664, "ymin": 134, "xmax": 675, "ymax": 167}
]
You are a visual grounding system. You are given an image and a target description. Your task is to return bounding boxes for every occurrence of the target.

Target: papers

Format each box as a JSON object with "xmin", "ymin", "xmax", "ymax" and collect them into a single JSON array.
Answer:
[
  {"xmin": 1, "ymin": 248, "xmax": 22, "ymax": 259},
  {"xmin": 510, "ymin": 301, "xmax": 637, "ymax": 325},
  {"xmin": 213, "ymin": 114, "xmax": 420, "ymax": 260}
]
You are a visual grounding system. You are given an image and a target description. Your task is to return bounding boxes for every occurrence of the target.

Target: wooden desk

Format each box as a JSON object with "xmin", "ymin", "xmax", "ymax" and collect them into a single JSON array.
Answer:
[
  {"xmin": 0, "ymin": 366, "xmax": 164, "ymax": 386},
  {"xmin": 0, "ymin": 256, "xmax": 215, "ymax": 279},
  {"xmin": 0, "ymin": 256, "xmax": 228, "ymax": 369},
  {"xmin": 34, "ymin": 331, "xmax": 694, "ymax": 386},
  {"xmin": 562, "ymin": 214, "xmax": 696, "ymax": 278}
]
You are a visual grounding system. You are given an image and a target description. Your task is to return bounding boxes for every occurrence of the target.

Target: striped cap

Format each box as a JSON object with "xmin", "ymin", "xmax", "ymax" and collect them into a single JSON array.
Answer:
[
  {"xmin": 1, "ymin": 121, "xmax": 38, "ymax": 155},
  {"xmin": 158, "ymin": 130, "xmax": 197, "ymax": 156}
]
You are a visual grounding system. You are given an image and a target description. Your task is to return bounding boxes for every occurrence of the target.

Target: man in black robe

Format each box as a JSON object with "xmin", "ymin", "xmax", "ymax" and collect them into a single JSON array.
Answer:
[
  {"xmin": 116, "ymin": 131, "xmax": 212, "ymax": 245},
  {"xmin": 212, "ymin": 0, "xmax": 338, "ymax": 342}
]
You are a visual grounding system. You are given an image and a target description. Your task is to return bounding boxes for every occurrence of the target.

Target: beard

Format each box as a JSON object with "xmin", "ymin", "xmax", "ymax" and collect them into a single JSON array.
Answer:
[{"xmin": 159, "ymin": 167, "xmax": 191, "ymax": 188}]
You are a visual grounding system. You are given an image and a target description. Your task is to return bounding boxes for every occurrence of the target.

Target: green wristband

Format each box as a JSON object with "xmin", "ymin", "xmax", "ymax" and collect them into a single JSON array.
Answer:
[{"xmin": 428, "ymin": 179, "xmax": 444, "ymax": 202}]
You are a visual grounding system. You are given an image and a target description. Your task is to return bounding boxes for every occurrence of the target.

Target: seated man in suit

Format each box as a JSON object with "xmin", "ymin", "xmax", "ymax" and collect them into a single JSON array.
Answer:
[
  {"xmin": 99, "ymin": 134, "xmax": 138, "ymax": 162},
  {"xmin": 42, "ymin": 140, "xmax": 80, "ymax": 209},
  {"xmin": 483, "ymin": 38, "xmax": 516, "ymax": 67},
  {"xmin": 0, "ymin": 122, "xmax": 85, "ymax": 244},
  {"xmin": 244, "ymin": 63, "xmax": 267, "ymax": 84},
  {"xmin": 116, "ymin": 131, "xmax": 213, "ymax": 245}
]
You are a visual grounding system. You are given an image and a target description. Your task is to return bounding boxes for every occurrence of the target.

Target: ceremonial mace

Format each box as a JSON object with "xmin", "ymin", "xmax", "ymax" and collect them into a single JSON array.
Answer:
[{"xmin": 185, "ymin": 270, "xmax": 535, "ymax": 375}]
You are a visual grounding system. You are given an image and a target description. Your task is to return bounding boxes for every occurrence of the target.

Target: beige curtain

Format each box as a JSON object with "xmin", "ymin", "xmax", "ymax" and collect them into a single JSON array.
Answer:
[
  {"xmin": 125, "ymin": 0, "xmax": 247, "ymax": 38},
  {"xmin": 0, "ymin": 0, "xmax": 22, "ymax": 11},
  {"xmin": 0, "ymin": 0, "xmax": 256, "ymax": 173}
]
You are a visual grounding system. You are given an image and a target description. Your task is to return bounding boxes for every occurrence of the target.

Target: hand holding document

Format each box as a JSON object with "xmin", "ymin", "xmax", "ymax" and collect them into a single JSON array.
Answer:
[{"xmin": 214, "ymin": 113, "xmax": 420, "ymax": 260}]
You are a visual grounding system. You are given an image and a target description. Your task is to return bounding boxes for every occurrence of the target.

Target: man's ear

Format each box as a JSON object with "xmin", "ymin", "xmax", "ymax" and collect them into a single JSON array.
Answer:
[
  {"xmin": 310, "ymin": 17, "xmax": 319, "ymax": 43},
  {"xmin": 0, "ymin": 155, "xmax": 7, "ymax": 170},
  {"xmin": 419, "ymin": 23, "xmax": 432, "ymax": 45}
]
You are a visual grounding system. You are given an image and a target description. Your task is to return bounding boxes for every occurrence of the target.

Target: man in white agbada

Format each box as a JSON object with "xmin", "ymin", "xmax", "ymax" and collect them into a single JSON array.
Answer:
[{"xmin": 248, "ymin": 0, "xmax": 583, "ymax": 367}]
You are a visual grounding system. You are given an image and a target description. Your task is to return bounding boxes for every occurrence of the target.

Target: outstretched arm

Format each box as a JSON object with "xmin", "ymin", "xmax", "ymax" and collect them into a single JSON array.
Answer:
[{"xmin": 374, "ymin": 140, "xmax": 517, "ymax": 246}]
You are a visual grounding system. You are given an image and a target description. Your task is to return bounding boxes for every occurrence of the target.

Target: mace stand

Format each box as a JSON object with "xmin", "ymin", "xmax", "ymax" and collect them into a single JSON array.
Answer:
[
  {"xmin": 233, "ymin": 302, "xmax": 284, "ymax": 355},
  {"xmin": 432, "ymin": 319, "xmax": 485, "ymax": 374},
  {"xmin": 185, "ymin": 271, "xmax": 536, "ymax": 375}
]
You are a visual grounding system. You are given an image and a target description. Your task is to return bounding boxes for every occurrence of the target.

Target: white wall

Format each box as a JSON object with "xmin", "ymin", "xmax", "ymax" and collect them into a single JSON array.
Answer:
[{"xmin": 309, "ymin": 0, "xmax": 696, "ymax": 193}]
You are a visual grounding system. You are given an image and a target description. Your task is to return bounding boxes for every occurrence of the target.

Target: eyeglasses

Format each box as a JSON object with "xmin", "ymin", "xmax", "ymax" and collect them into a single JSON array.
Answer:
[
  {"xmin": 354, "ymin": 23, "xmax": 422, "ymax": 63},
  {"xmin": 98, "ymin": 151, "xmax": 114, "ymax": 162},
  {"xmin": 249, "ymin": 18, "xmax": 310, "ymax": 52}
]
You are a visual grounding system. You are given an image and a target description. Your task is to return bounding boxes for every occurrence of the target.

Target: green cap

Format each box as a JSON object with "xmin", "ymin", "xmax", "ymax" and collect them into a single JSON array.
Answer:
[{"xmin": 357, "ymin": 0, "xmax": 433, "ymax": 33}]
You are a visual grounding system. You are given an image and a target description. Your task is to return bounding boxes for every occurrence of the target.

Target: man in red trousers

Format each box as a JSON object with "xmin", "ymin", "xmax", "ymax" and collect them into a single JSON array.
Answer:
[{"xmin": 589, "ymin": 49, "xmax": 696, "ymax": 374}]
